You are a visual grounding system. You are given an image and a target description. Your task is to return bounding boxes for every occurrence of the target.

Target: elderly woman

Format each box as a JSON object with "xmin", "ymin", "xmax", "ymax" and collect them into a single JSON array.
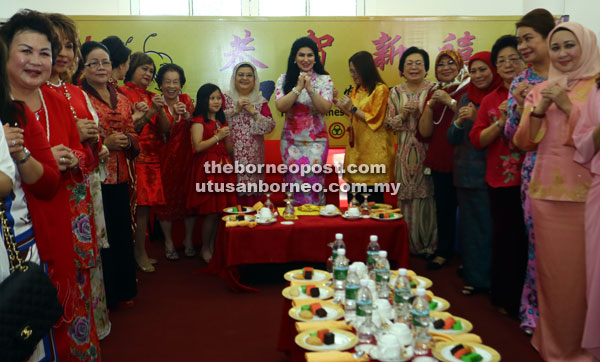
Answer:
[
  {"xmin": 224, "ymin": 61, "xmax": 275, "ymax": 205},
  {"xmin": 1, "ymin": 10, "xmax": 100, "ymax": 360},
  {"xmin": 121, "ymin": 52, "xmax": 170, "ymax": 269},
  {"xmin": 385, "ymin": 46, "xmax": 436, "ymax": 256},
  {"xmin": 469, "ymin": 36, "xmax": 527, "ymax": 316},
  {"xmin": 418, "ymin": 49, "xmax": 470, "ymax": 270},
  {"xmin": 505, "ymin": 8, "xmax": 556, "ymax": 334},
  {"xmin": 275, "ymin": 37, "xmax": 333, "ymax": 205},
  {"xmin": 80, "ymin": 41, "xmax": 142, "ymax": 310},
  {"xmin": 514, "ymin": 22, "xmax": 600, "ymax": 361},
  {"xmin": 45, "ymin": 12, "xmax": 111, "ymax": 340},
  {"xmin": 336, "ymin": 51, "xmax": 394, "ymax": 204}
]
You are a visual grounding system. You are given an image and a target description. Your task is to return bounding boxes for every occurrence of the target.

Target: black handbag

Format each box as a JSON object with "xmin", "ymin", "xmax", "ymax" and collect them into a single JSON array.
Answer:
[{"xmin": 0, "ymin": 200, "xmax": 64, "ymax": 362}]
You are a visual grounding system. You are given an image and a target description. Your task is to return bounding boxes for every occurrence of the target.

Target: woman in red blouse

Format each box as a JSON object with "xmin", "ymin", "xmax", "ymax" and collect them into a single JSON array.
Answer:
[
  {"xmin": 101, "ymin": 36, "xmax": 131, "ymax": 91},
  {"xmin": 80, "ymin": 41, "xmax": 142, "ymax": 310},
  {"xmin": 469, "ymin": 35, "xmax": 528, "ymax": 317},
  {"xmin": 154, "ymin": 64, "xmax": 196, "ymax": 260},
  {"xmin": 121, "ymin": 52, "xmax": 170, "ymax": 271}
]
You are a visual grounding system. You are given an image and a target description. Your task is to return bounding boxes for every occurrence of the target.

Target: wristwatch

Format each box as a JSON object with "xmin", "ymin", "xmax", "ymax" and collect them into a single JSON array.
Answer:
[
  {"xmin": 15, "ymin": 147, "xmax": 31, "ymax": 164},
  {"xmin": 450, "ymin": 99, "xmax": 457, "ymax": 108},
  {"xmin": 351, "ymin": 106, "xmax": 358, "ymax": 114}
]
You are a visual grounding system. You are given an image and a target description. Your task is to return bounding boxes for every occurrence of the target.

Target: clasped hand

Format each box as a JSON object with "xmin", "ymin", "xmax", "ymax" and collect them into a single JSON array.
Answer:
[
  {"xmin": 512, "ymin": 82, "xmax": 533, "ymax": 107},
  {"xmin": 51, "ymin": 144, "xmax": 78, "ymax": 172},
  {"xmin": 296, "ymin": 72, "xmax": 313, "ymax": 93},
  {"xmin": 456, "ymin": 102, "xmax": 477, "ymax": 125},
  {"xmin": 216, "ymin": 126, "xmax": 231, "ymax": 140},
  {"xmin": 540, "ymin": 85, "xmax": 571, "ymax": 115},
  {"xmin": 236, "ymin": 97, "xmax": 255, "ymax": 114},
  {"xmin": 430, "ymin": 89, "xmax": 452, "ymax": 107}
]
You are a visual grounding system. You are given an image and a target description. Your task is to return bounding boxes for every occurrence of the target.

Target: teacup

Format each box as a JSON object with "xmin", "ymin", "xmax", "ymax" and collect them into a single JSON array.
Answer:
[
  {"xmin": 374, "ymin": 299, "xmax": 393, "ymax": 321},
  {"xmin": 323, "ymin": 204, "xmax": 337, "ymax": 214},
  {"xmin": 389, "ymin": 323, "xmax": 413, "ymax": 346},
  {"xmin": 378, "ymin": 334, "xmax": 401, "ymax": 360},
  {"xmin": 347, "ymin": 207, "xmax": 361, "ymax": 217},
  {"xmin": 258, "ymin": 207, "xmax": 273, "ymax": 221}
]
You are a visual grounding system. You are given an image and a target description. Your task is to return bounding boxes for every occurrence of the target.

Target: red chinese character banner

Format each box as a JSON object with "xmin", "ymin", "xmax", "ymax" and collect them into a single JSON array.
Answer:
[{"xmin": 75, "ymin": 15, "xmax": 559, "ymax": 147}]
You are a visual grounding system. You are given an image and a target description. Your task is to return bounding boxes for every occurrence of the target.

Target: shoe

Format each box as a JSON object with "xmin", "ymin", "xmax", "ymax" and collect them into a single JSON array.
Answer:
[
  {"xmin": 165, "ymin": 249, "xmax": 180, "ymax": 261},
  {"xmin": 461, "ymin": 285, "xmax": 488, "ymax": 296},
  {"xmin": 523, "ymin": 327, "xmax": 534, "ymax": 336},
  {"xmin": 427, "ymin": 256, "xmax": 447, "ymax": 270},
  {"xmin": 136, "ymin": 261, "xmax": 155, "ymax": 273},
  {"xmin": 184, "ymin": 247, "xmax": 197, "ymax": 258},
  {"xmin": 148, "ymin": 258, "xmax": 158, "ymax": 265},
  {"xmin": 201, "ymin": 248, "xmax": 212, "ymax": 263}
]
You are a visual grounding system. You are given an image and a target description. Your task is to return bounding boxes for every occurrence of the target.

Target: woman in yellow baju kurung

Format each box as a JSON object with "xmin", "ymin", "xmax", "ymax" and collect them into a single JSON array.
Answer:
[{"xmin": 336, "ymin": 51, "xmax": 395, "ymax": 203}]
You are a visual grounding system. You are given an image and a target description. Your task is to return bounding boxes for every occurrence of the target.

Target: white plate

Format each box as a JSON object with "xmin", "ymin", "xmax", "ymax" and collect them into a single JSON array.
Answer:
[
  {"xmin": 221, "ymin": 214, "xmax": 256, "ymax": 222},
  {"xmin": 389, "ymin": 275, "xmax": 433, "ymax": 289},
  {"xmin": 281, "ymin": 285, "xmax": 334, "ymax": 300},
  {"xmin": 319, "ymin": 210, "xmax": 340, "ymax": 217},
  {"xmin": 342, "ymin": 212, "xmax": 362, "ymax": 220},
  {"xmin": 284, "ymin": 269, "xmax": 331, "ymax": 282},
  {"xmin": 281, "ymin": 221, "xmax": 294, "ymax": 225},
  {"xmin": 222, "ymin": 206, "xmax": 255, "ymax": 214},
  {"xmin": 288, "ymin": 303, "xmax": 344, "ymax": 322},
  {"xmin": 370, "ymin": 212, "xmax": 403, "ymax": 221},
  {"xmin": 434, "ymin": 342, "xmax": 501, "ymax": 362},
  {"xmin": 295, "ymin": 329, "xmax": 358, "ymax": 352}
]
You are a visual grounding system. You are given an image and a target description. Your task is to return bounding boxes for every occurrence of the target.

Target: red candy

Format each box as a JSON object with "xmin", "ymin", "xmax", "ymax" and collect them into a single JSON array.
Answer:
[
  {"xmin": 317, "ymin": 329, "xmax": 329, "ymax": 342},
  {"xmin": 310, "ymin": 303, "xmax": 322, "ymax": 314}
]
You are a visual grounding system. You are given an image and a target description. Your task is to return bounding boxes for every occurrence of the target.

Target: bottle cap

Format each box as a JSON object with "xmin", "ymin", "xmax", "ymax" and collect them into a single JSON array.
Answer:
[
  {"xmin": 370, "ymin": 235, "xmax": 378, "ymax": 242},
  {"xmin": 335, "ymin": 233, "xmax": 343, "ymax": 239},
  {"xmin": 416, "ymin": 287, "xmax": 426, "ymax": 296},
  {"xmin": 337, "ymin": 248, "xmax": 346, "ymax": 256},
  {"xmin": 398, "ymin": 268, "xmax": 407, "ymax": 276},
  {"xmin": 360, "ymin": 279, "xmax": 369, "ymax": 287},
  {"xmin": 378, "ymin": 250, "xmax": 387, "ymax": 258}
]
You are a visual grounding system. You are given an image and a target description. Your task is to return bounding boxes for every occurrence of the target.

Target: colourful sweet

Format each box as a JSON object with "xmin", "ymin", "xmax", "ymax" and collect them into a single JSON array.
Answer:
[
  {"xmin": 450, "ymin": 344, "xmax": 464, "ymax": 355},
  {"xmin": 317, "ymin": 329, "xmax": 329, "ymax": 341},
  {"xmin": 323, "ymin": 332, "xmax": 335, "ymax": 345},
  {"xmin": 301, "ymin": 305, "xmax": 311, "ymax": 311},
  {"xmin": 309, "ymin": 332, "xmax": 318, "ymax": 337},
  {"xmin": 452, "ymin": 320, "xmax": 463, "ymax": 330},
  {"xmin": 310, "ymin": 303, "xmax": 322, "ymax": 314},
  {"xmin": 303, "ymin": 267, "xmax": 314, "ymax": 280},
  {"xmin": 443, "ymin": 317, "xmax": 456, "ymax": 330},
  {"xmin": 307, "ymin": 285, "xmax": 320, "ymax": 298},
  {"xmin": 301, "ymin": 285, "xmax": 307, "ymax": 294},
  {"xmin": 306, "ymin": 335, "xmax": 323, "ymax": 346},
  {"xmin": 235, "ymin": 215, "xmax": 244, "ymax": 221},
  {"xmin": 454, "ymin": 348, "xmax": 469, "ymax": 359},
  {"xmin": 299, "ymin": 310, "xmax": 313, "ymax": 319},
  {"xmin": 461, "ymin": 352, "xmax": 483, "ymax": 362},
  {"xmin": 429, "ymin": 301, "xmax": 438, "ymax": 310},
  {"xmin": 433, "ymin": 319, "xmax": 445, "ymax": 329},
  {"xmin": 289, "ymin": 288, "xmax": 300, "ymax": 297}
]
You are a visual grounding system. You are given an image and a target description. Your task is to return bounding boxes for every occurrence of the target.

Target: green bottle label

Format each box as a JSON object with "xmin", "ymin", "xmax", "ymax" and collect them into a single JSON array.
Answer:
[
  {"xmin": 345, "ymin": 285, "xmax": 359, "ymax": 300},
  {"xmin": 333, "ymin": 266, "xmax": 348, "ymax": 281}
]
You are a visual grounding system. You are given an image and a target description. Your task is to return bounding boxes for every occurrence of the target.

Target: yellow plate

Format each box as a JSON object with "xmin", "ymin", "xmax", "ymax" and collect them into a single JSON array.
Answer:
[
  {"xmin": 282, "ymin": 285, "xmax": 334, "ymax": 300},
  {"xmin": 370, "ymin": 212, "xmax": 403, "ymax": 221},
  {"xmin": 284, "ymin": 269, "xmax": 331, "ymax": 283},
  {"xmin": 369, "ymin": 203, "xmax": 393, "ymax": 210},
  {"xmin": 433, "ymin": 342, "xmax": 501, "ymax": 362},
  {"xmin": 298, "ymin": 204, "xmax": 320, "ymax": 212},
  {"xmin": 222, "ymin": 206, "xmax": 255, "ymax": 214},
  {"xmin": 295, "ymin": 328, "xmax": 358, "ymax": 352},
  {"xmin": 431, "ymin": 296, "xmax": 451, "ymax": 312},
  {"xmin": 221, "ymin": 214, "xmax": 256, "ymax": 222},
  {"xmin": 430, "ymin": 312, "xmax": 473, "ymax": 334},
  {"xmin": 288, "ymin": 302, "xmax": 344, "ymax": 322}
]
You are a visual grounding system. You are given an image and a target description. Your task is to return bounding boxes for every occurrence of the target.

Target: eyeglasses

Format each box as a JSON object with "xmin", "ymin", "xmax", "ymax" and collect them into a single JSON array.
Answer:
[
  {"xmin": 405, "ymin": 61, "xmax": 424, "ymax": 67},
  {"xmin": 436, "ymin": 60, "xmax": 456, "ymax": 68},
  {"xmin": 236, "ymin": 72, "xmax": 254, "ymax": 78},
  {"xmin": 496, "ymin": 57, "xmax": 523, "ymax": 67},
  {"xmin": 85, "ymin": 61, "xmax": 111, "ymax": 69}
]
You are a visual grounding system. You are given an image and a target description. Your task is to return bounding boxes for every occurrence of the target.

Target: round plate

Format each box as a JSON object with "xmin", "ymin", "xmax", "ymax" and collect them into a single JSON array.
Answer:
[
  {"xmin": 282, "ymin": 285, "xmax": 334, "ymax": 300},
  {"xmin": 341, "ymin": 212, "xmax": 362, "ymax": 220},
  {"xmin": 222, "ymin": 206, "xmax": 255, "ymax": 214},
  {"xmin": 431, "ymin": 296, "xmax": 451, "ymax": 312},
  {"xmin": 288, "ymin": 302, "xmax": 344, "ymax": 322},
  {"xmin": 298, "ymin": 204, "xmax": 320, "ymax": 212},
  {"xmin": 433, "ymin": 342, "xmax": 501, "ymax": 362},
  {"xmin": 221, "ymin": 214, "xmax": 256, "ymax": 222},
  {"xmin": 295, "ymin": 328, "xmax": 358, "ymax": 352},
  {"xmin": 281, "ymin": 221, "xmax": 294, "ymax": 225},
  {"xmin": 319, "ymin": 210, "xmax": 340, "ymax": 217},
  {"xmin": 256, "ymin": 216, "xmax": 277, "ymax": 225},
  {"xmin": 370, "ymin": 213, "xmax": 403, "ymax": 221},
  {"xmin": 369, "ymin": 203, "xmax": 393, "ymax": 210},
  {"xmin": 389, "ymin": 275, "xmax": 433, "ymax": 289},
  {"xmin": 284, "ymin": 269, "xmax": 331, "ymax": 283},
  {"xmin": 429, "ymin": 312, "xmax": 473, "ymax": 334}
]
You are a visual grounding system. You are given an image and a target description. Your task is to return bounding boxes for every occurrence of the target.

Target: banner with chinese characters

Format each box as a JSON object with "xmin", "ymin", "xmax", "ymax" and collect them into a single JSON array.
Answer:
[{"xmin": 74, "ymin": 16, "xmax": 565, "ymax": 147}]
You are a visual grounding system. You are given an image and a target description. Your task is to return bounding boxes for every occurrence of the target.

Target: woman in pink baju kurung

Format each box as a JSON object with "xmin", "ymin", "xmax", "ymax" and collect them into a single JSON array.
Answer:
[
  {"xmin": 514, "ymin": 22, "xmax": 600, "ymax": 362},
  {"xmin": 573, "ymin": 79, "xmax": 600, "ymax": 361}
]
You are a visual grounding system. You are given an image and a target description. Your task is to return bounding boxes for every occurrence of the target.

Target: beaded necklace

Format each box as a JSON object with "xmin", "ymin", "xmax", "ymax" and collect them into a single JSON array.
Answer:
[
  {"xmin": 46, "ymin": 79, "xmax": 78, "ymax": 119},
  {"xmin": 34, "ymin": 89, "xmax": 50, "ymax": 141}
]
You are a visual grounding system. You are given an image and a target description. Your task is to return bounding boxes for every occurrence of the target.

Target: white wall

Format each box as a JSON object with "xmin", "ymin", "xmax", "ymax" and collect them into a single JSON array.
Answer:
[{"xmin": 1, "ymin": 0, "xmax": 599, "ymax": 39}]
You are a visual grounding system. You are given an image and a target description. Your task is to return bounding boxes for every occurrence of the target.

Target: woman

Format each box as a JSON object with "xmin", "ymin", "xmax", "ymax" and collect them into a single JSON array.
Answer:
[
  {"xmin": 505, "ymin": 8, "xmax": 555, "ymax": 334},
  {"xmin": 418, "ymin": 49, "xmax": 470, "ymax": 269},
  {"xmin": 447, "ymin": 51, "xmax": 502, "ymax": 295},
  {"xmin": 154, "ymin": 63, "xmax": 196, "ymax": 260},
  {"xmin": 385, "ymin": 46, "xmax": 436, "ymax": 256},
  {"xmin": 187, "ymin": 84, "xmax": 236, "ymax": 262},
  {"xmin": 0, "ymin": 35, "xmax": 62, "ymax": 361},
  {"xmin": 1, "ymin": 10, "xmax": 100, "ymax": 360},
  {"xmin": 224, "ymin": 61, "xmax": 275, "ymax": 205},
  {"xmin": 514, "ymin": 22, "xmax": 600, "ymax": 361},
  {"xmin": 101, "ymin": 35, "xmax": 131, "ymax": 90},
  {"xmin": 275, "ymin": 37, "xmax": 333, "ymax": 205},
  {"xmin": 469, "ymin": 36, "xmax": 527, "ymax": 316},
  {"xmin": 45, "ymin": 12, "xmax": 111, "ymax": 340},
  {"xmin": 121, "ymin": 52, "xmax": 170, "ymax": 269},
  {"xmin": 573, "ymin": 75, "xmax": 600, "ymax": 361},
  {"xmin": 80, "ymin": 40, "xmax": 142, "ymax": 309},
  {"xmin": 335, "ymin": 50, "xmax": 393, "ymax": 203}
]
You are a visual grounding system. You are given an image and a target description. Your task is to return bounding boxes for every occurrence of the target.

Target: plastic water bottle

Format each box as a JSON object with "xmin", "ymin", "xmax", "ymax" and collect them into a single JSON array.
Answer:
[
  {"xmin": 375, "ymin": 250, "xmax": 391, "ymax": 299},
  {"xmin": 411, "ymin": 287, "xmax": 432, "ymax": 355},
  {"xmin": 356, "ymin": 279, "xmax": 376, "ymax": 344},
  {"xmin": 394, "ymin": 268, "xmax": 412, "ymax": 324},
  {"xmin": 333, "ymin": 249, "xmax": 349, "ymax": 302},
  {"xmin": 366, "ymin": 235, "xmax": 380, "ymax": 278},
  {"xmin": 344, "ymin": 265, "xmax": 360, "ymax": 317},
  {"xmin": 327, "ymin": 233, "xmax": 346, "ymax": 272}
]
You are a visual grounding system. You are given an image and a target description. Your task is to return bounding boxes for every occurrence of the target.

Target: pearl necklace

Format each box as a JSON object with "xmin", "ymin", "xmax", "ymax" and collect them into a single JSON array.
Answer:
[
  {"xmin": 46, "ymin": 80, "xmax": 78, "ymax": 119},
  {"xmin": 34, "ymin": 89, "xmax": 50, "ymax": 141}
]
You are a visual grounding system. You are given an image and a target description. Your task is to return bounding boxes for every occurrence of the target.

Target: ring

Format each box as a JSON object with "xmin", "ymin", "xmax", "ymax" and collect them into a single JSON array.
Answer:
[
  {"xmin": 59, "ymin": 157, "xmax": 65, "ymax": 164},
  {"xmin": 11, "ymin": 139, "xmax": 16, "ymax": 147}
]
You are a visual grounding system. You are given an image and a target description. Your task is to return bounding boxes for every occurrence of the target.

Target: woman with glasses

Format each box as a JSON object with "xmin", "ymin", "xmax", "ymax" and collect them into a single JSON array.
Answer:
[
  {"xmin": 121, "ymin": 52, "xmax": 170, "ymax": 269},
  {"xmin": 80, "ymin": 41, "xmax": 142, "ymax": 310},
  {"xmin": 418, "ymin": 49, "xmax": 470, "ymax": 270},
  {"xmin": 224, "ymin": 61, "xmax": 275, "ymax": 205},
  {"xmin": 504, "ymin": 8, "xmax": 555, "ymax": 335},
  {"xmin": 469, "ymin": 35, "xmax": 527, "ymax": 317},
  {"xmin": 447, "ymin": 51, "xmax": 502, "ymax": 296},
  {"xmin": 514, "ymin": 22, "xmax": 600, "ymax": 361},
  {"xmin": 385, "ymin": 47, "xmax": 436, "ymax": 256}
]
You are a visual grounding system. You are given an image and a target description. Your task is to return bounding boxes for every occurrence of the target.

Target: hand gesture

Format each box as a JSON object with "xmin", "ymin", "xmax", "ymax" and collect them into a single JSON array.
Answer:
[
  {"xmin": 457, "ymin": 102, "xmax": 477, "ymax": 125},
  {"xmin": 135, "ymin": 101, "xmax": 149, "ymax": 113},
  {"xmin": 216, "ymin": 126, "xmax": 230, "ymax": 140},
  {"xmin": 173, "ymin": 101, "xmax": 187, "ymax": 115},
  {"xmin": 4, "ymin": 124, "xmax": 24, "ymax": 156},
  {"xmin": 296, "ymin": 74, "xmax": 306, "ymax": 90},
  {"xmin": 104, "ymin": 132, "xmax": 130, "ymax": 151},
  {"xmin": 333, "ymin": 88, "xmax": 339, "ymax": 102},
  {"xmin": 337, "ymin": 95, "xmax": 353, "ymax": 113},
  {"xmin": 498, "ymin": 100, "xmax": 508, "ymax": 123},
  {"xmin": 98, "ymin": 145, "xmax": 109, "ymax": 163},
  {"xmin": 541, "ymin": 85, "xmax": 571, "ymax": 115},
  {"xmin": 51, "ymin": 144, "xmax": 77, "ymax": 171},
  {"xmin": 151, "ymin": 95, "xmax": 165, "ymax": 110},
  {"xmin": 432, "ymin": 89, "xmax": 451, "ymax": 106},
  {"xmin": 402, "ymin": 100, "xmax": 418, "ymax": 119},
  {"xmin": 303, "ymin": 73, "xmax": 313, "ymax": 93},
  {"xmin": 512, "ymin": 82, "xmax": 533, "ymax": 107},
  {"xmin": 76, "ymin": 118, "xmax": 99, "ymax": 142}
]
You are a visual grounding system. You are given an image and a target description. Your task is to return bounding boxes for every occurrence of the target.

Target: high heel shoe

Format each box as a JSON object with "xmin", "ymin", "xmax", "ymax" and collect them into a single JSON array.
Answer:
[{"xmin": 136, "ymin": 259, "xmax": 155, "ymax": 273}]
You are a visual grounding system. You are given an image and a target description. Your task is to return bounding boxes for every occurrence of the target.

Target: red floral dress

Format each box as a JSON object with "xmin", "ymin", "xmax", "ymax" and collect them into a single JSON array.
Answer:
[{"xmin": 186, "ymin": 116, "xmax": 236, "ymax": 214}]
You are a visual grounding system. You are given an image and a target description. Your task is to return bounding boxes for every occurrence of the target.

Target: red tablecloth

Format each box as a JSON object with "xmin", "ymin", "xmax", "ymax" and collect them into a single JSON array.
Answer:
[{"xmin": 201, "ymin": 214, "xmax": 410, "ymax": 292}]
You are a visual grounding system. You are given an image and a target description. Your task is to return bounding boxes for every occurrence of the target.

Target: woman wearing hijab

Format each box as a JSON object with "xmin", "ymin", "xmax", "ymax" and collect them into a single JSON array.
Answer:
[
  {"xmin": 506, "ymin": 8, "xmax": 556, "ymax": 334},
  {"xmin": 514, "ymin": 22, "xmax": 600, "ymax": 361},
  {"xmin": 573, "ymin": 74, "xmax": 600, "ymax": 361},
  {"xmin": 224, "ymin": 61, "xmax": 275, "ymax": 205},
  {"xmin": 446, "ymin": 51, "xmax": 502, "ymax": 296},
  {"xmin": 418, "ymin": 49, "xmax": 470, "ymax": 269}
]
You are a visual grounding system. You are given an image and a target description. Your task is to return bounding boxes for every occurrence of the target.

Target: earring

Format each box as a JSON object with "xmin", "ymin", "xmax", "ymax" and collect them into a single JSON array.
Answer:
[{"xmin": 294, "ymin": 60, "xmax": 297, "ymax": 64}]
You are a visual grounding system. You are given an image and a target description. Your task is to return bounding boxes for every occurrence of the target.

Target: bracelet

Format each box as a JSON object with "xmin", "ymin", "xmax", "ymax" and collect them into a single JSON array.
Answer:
[
  {"xmin": 453, "ymin": 120, "xmax": 463, "ymax": 129},
  {"xmin": 292, "ymin": 87, "xmax": 301, "ymax": 96},
  {"xmin": 530, "ymin": 110, "xmax": 546, "ymax": 118},
  {"xmin": 495, "ymin": 120, "xmax": 504, "ymax": 130},
  {"xmin": 351, "ymin": 106, "xmax": 358, "ymax": 114},
  {"xmin": 214, "ymin": 135, "xmax": 220, "ymax": 143},
  {"xmin": 15, "ymin": 147, "xmax": 31, "ymax": 165}
]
